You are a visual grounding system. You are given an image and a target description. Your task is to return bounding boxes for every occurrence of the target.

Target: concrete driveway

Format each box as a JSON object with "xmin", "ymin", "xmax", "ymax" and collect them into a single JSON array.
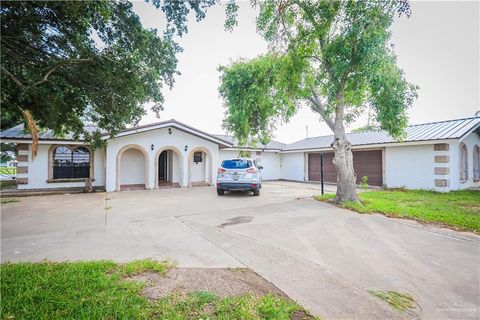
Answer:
[{"xmin": 1, "ymin": 181, "xmax": 479, "ymax": 319}]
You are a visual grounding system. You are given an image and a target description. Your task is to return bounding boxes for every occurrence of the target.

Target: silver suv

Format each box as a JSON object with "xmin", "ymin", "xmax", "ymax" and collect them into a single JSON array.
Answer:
[{"xmin": 216, "ymin": 158, "xmax": 262, "ymax": 196}]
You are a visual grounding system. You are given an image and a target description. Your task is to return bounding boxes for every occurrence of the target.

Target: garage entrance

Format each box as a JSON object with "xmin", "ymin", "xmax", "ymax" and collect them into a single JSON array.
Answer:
[{"xmin": 308, "ymin": 150, "xmax": 383, "ymax": 186}]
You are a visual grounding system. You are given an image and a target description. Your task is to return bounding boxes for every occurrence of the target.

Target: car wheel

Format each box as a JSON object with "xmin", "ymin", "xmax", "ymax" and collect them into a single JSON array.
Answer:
[
  {"xmin": 217, "ymin": 189, "xmax": 225, "ymax": 196},
  {"xmin": 253, "ymin": 189, "xmax": 260, "ymax": 196}
]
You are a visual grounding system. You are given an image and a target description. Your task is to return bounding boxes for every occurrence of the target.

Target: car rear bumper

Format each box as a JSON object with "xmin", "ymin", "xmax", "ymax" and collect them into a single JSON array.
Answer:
[{"xmin": 217, "ymin": 182, "xmax": 261, "ymax": 190}]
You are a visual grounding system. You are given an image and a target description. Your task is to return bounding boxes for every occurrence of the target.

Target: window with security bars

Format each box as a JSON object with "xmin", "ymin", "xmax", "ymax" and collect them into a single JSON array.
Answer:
[
  {"xmin": 53, "ymin": 146, "xmax": 90, "ymax": 179},
  {"xmin": 193, "ymin": 151, "xmax": 203, "ymax": 163}
]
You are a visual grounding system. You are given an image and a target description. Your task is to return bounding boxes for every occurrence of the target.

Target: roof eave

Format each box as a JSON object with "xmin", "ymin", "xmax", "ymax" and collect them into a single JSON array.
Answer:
[
  {"xmin": 281, "ymin": 138, "xmax": 460, "ymax": 153},
  {"xmin": 103, "ymin": 120, "xmax": 233, "ymax": 147},
  {"xmin": 0, "ymin": 138, "xmax": 86, "ymax": 144}
]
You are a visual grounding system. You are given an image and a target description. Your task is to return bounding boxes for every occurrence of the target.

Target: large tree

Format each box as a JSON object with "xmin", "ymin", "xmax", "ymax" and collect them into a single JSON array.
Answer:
[
  {"xmin": 0, "ymin": 0, "xmax": 217, "ymax": 157},
  {"xmin": 219, "ymin": 0, "xmax": 418, "ymax": 202}
]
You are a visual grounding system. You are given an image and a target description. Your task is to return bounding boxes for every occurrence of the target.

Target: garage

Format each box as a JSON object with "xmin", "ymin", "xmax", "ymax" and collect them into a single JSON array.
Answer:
[{"xmin": 308, "ymin": 150, "xmax": 383, "ymax": 186}]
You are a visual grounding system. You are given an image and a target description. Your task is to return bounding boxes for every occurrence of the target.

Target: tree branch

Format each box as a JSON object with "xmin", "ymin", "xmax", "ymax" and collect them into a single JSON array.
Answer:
[
  {"xmin": 31, "ymin": 58, "xmax": 92, "ymax": 87},
  {"xmin": 1, "ymin": 66, "xmax": 25, "ymax": 89},
  {"xmin": 308, "ymin": 90, "xmax": 335, "ymax": 131}
]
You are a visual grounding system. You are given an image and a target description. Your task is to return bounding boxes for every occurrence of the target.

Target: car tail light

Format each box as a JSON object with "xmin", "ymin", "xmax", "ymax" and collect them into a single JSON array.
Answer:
[
  {"xmin": 246, "ymin": 167, "xmax": 257, "ymax": 173},
  {"xmin": 218, "ymin": 168, "xmax": 226, "ymax": 173}
]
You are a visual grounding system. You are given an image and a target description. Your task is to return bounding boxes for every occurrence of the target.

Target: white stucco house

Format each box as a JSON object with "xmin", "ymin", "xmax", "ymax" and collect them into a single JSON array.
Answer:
[{"xmin": 1, "ymin": 117, "xmax": 479, "ymax": 192}]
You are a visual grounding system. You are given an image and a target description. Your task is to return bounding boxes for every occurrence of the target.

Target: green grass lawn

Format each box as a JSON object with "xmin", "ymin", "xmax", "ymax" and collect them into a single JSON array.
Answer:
[
  {"xmin": 0, "ymin": 198, "xmax": 19, "ymax": 204},
  {"xmin": 315, "ymin": 189, "xmax": 480, "ymax": 232},
  {"xmin": 0, "ymin": 180, "xmax": 16, "ymax": 189},
  {"xmin": 0, "ymin": 166, "xmax": 16, "ymax": 175},
  {"xmin": 1, "ymin": 260, "xmax": 312, "ymax": 320}
]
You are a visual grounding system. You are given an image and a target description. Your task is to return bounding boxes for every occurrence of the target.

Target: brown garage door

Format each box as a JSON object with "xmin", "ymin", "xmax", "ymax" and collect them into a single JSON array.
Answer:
[{"xmin": 308, "ymin": 150, "xmax": 383, "ymax": 186}]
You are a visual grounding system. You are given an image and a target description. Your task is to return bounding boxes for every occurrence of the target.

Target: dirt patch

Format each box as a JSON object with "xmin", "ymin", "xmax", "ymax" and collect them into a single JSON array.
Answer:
[
  {"xmin": 129, "ymin": 267, "xmax": 287, "ymax": 300},
  {"xmin": 291, "ymin": 310, "xmax": 315, "ymax": 320}
]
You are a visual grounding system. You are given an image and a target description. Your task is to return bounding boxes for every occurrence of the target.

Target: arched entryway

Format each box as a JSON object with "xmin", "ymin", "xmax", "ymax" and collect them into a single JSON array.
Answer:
[
  {"xmin": 116, "ymin": 144, "xmax": 149, "ymax": 191},
  {"xmin": 188, "ymin": 147, "xmax": 213, "ymax": 187},
  {"xmin": 154, "ymin": 146, "xmax": 183, "ymax": 188}
]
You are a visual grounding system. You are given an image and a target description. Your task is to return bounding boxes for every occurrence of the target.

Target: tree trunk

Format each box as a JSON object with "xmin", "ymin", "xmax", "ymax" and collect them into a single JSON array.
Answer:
[{"xmin": 331, "ymin": 96, "xmax": 358, "ymax": 203}]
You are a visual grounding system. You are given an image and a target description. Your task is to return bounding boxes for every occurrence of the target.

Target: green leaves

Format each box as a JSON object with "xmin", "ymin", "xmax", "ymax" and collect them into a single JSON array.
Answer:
[
  {"xmin": 219, "ymin": 0, "xmax": 418, "ymax": 142},
  {"xmin": 0, "ymin": 0, "xmax": 216, "ymax": 148},
  {"xmin": 219, "ymin": 53, "xmax": 309, "ymax": 146}
]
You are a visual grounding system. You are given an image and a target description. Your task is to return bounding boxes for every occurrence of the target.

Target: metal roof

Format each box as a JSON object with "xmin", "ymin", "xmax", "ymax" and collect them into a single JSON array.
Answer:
[
  {"xmin": 214, "ymin": 135, "xmax": 287, "ymax": 150},
  {"xmin": 2, "ymin": 117, "xmax": 479, "ymax": 151},
  {"xmin": 0, "ymin": 124, "xmax": 100, "ymax": 141},
  {"xmin": 0, "ymin": 120, "xmax": 233, "ymax": 147},
  {"xmin": 284, "ymin": 117, "xmax": 480, "ymax": 151}
]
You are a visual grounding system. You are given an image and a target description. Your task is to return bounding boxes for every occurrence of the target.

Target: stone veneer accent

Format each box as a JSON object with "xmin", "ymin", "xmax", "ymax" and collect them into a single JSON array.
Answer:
[
  {"xmin": 16, "ymin": 144, "xmax": 29, "ymax": 151},
  {"xmin": 434, "ymin": 143, "xmax": 449, "ymax": 151},
  {"xmin": 433, "ymin": 144, "xmax": 450, "ymax": 190},
  {"xmin": 16, "ymin": 166, "xmax": 28, "ymax": 174},
  {"xmin": 435, "ymin": 179, "xmax": 450, "ymax": 187},
  {"xmin": 434, "ymin": 167, "xmax": 449, "ymax": 175},
  {"xmin": 16, "ymin": 154, "xmax": 28, "ymax": 162},
  {"xmin": 434, "ymin": 155, "xmax": 449, "ymax": 163},
  {"xmin": 16, "ymin": 178, "xmax": 28, "ymax": 184},
  {"xmin": 15, "ymin": 144, "xmax": 29, "ymax": 184}
]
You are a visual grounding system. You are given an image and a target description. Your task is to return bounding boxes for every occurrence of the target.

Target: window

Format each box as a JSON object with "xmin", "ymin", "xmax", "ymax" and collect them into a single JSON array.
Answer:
[
  {"xmin": 459, "ymin": 143, "xmax": 468, "ymax": 182},
  {"xmin": 52, "ymin": 146, "xmax": 90, "ymax": 179},
  {"xmin": 221, "ymin": 159, "xmax": 252, "ymax": 169},
  {"xmin": 193, "ymin": 151, "xmax": 203, "ymax": 163},
  {"xmin": 474, "ymin": 145, "xmax": 480, "ymax": 181}
]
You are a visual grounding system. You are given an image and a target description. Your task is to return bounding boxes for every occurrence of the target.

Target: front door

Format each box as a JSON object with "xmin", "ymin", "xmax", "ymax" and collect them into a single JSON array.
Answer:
[{"xmin": 159, "ymin": 150, "xmax": 168, "ymax": 181}]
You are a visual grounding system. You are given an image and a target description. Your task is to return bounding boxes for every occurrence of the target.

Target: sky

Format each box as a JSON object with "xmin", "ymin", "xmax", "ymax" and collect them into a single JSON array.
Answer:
[{"xmin": 132, "ymin": 0, "xmax": 479, "ymax": 143}]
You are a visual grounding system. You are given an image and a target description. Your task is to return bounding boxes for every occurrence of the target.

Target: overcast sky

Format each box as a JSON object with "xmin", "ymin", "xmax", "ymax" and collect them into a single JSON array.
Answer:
[{"xmin": 132, "ymin": 1, "xmax": 479, "ymax": 143}]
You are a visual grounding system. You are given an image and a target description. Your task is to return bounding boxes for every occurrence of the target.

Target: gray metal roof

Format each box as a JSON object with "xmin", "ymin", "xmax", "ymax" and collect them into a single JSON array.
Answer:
[
  {"xmin": 214, "ymin": 135, "xmax": 287, "ymax": 150},
  {"xmin": 284, "ymin": 117, "xmax": 480, "ymax": 151},
  {"xmin": 0, "ymin": 119, "xmax": 234, "ymax": 147},
  {"xmin": 0, "ymin": 123, "xmax": 100, "ymax": 141},
  {"xmin": 2, "ymin": 117, "xmax": 479, "ymax": 151}
]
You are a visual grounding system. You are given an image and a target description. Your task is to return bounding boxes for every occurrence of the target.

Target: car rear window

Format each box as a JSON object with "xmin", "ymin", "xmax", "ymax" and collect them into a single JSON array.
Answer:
[{"xmin": 222, "ymin": 159, "xmax": 252, "ymax": 169}]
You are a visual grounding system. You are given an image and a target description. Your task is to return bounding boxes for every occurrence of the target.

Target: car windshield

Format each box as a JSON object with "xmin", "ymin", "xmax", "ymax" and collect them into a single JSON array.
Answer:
[{"xmin": 222, "ymin": 159, "xmax": 252, "ymax": 169}]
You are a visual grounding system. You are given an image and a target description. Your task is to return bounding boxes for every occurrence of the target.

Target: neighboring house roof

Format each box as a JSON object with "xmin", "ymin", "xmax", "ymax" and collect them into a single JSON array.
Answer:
[
  {"xmin": 284, "ymin": 117, "xmax": 480, "ymax": 151},
  {"xmin": 214, "ymin": 135, "xmax": 287, "ymax": 151},
  {"xmin": 0, "ymin": 119, "xmax": 233, "ymax": 147}
]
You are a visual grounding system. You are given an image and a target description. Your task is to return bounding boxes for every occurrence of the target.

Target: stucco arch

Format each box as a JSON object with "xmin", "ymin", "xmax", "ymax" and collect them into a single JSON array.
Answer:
[
  {"xmin": 188, "ymin": 147, "xmax": 213, "ymax": 186},
  {"xmin": 116, "ymin": 144, "xmax": 150, "ymax": 191},
  {"xmin": 154, "ymin": 145, "xmax": 184, "ymax": 187}
]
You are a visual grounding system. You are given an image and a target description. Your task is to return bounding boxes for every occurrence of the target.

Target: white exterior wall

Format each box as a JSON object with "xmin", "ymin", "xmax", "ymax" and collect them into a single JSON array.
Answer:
[
  {"xmin": 384, "ymin": 144, "xmax": 435, "ymax": 189},
  {"xmin": 217, "ymin": 149, "xmax": 281, "ymax": 180},
  {"xmin": 191, "ymin": 151, "xmax": 206, "ymax": 182},
  {"xmin": 170, "ymin": 152, "xmax": 181, "ymax": 183},
  {"xmin": 280, "ymin": 152, "xmax": 305, "ymax": 181},
  {"xmin": 18, "ymin": 144, "xmax": 106, "ymax": 190},
  {"xmin": 105, "ymin": 127, "xmax": 219, "ymax": 191},
  {"xmin": 120, "ymin": 148, "xmax": 145, "ymax": 185},
  {"xmin": 218, "ymin": 150, "xmax": 240, "ymax": 164},
  {"xmin": 257, "ymin": 152, "xmax": 281, "ymax": 180},
  {"xmin": 451, "ymin": 131, "xmax": 480, "ymax": 190}
]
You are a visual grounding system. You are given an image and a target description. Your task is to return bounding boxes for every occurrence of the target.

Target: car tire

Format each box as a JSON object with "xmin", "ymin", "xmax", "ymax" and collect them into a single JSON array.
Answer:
[
  {"xmin": 253, "ymin": 189, "xmax": 260, "ymax": 196},
  {"xmin": 217, "ymin": 189, "xmax": 224, "ymax": 196}
]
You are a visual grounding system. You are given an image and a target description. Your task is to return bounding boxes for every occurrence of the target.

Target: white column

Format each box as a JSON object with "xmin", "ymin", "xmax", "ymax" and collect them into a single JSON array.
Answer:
[
  {"xmin": 105, "ymin": 145, "xmax": 116, "ymax": 192},
  {"xmin": 182, "ymin": 151, "xmax": 189, "ymax": 187},
  {"xmin": 147, "ymin": 147, "xmax": 155, "ymax": 190}
]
